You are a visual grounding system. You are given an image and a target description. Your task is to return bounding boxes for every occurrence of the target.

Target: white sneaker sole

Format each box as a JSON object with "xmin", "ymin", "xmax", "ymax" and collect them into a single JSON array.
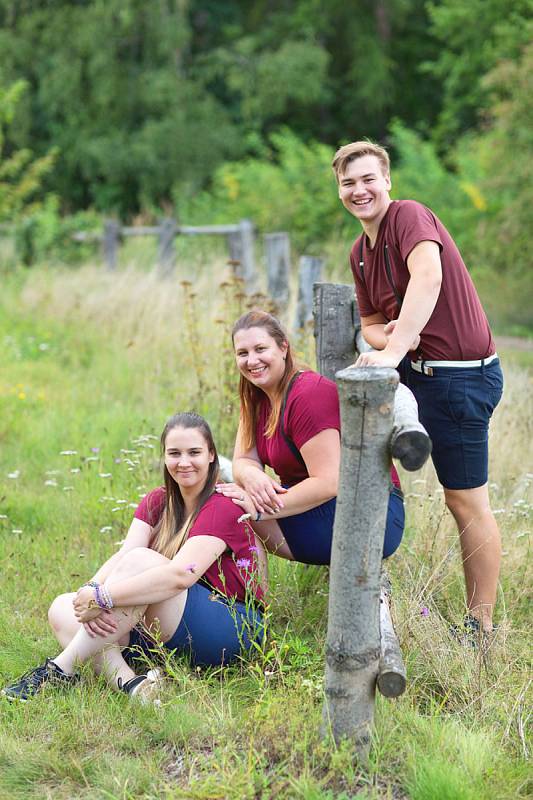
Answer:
[{"xmin": 129, "ymin": 668, "xmax": 163, "ymax": 705}]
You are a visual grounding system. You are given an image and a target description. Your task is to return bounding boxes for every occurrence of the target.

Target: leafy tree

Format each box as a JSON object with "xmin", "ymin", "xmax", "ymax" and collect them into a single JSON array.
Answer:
[
  {"xmin": 177, "ymin": 127, "xmax": 345, "ymax": 250},
  {"xmin": 0, "ymin": 78, "xmax": 57, "ymax": 224},
  {"xmin": 190, "ymin": 0, "xmax": 442, "ymax": 144},
  {"xmin": 0, "ymin": 0, "xmax": 240, "ymax": 215},
  {"xmin": 424, "ymin": 0, "xmax": 533, "ymax": 145},
  {"xmin": 468, "ymin": 42, "xmax": 533, "ymax": 329},
  {"xmin": 388, "ymin": 121, "xmax": 485, "ymax": 259}
]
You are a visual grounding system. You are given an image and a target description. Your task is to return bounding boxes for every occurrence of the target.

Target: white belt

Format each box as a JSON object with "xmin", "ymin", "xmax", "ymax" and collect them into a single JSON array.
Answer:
[{"xmin": 410, "ymin": 352, "xmax": 498, "ymax": 375}]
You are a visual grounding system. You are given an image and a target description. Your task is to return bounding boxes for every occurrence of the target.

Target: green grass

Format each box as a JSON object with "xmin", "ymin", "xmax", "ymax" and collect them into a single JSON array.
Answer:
[{"xmin": 0, "ymin": 263, "xmax": 531, "ymax": 799}]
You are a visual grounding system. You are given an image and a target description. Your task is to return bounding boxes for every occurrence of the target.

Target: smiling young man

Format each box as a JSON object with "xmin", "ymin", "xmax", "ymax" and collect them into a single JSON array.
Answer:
[{"xmin": 332, "ymin": 140, "xmax": 504, "ymax": 637}]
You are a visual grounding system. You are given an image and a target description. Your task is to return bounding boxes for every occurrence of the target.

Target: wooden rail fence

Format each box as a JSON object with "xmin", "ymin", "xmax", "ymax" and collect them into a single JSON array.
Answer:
[{"xmin": 73, "ymin": 220, "xmax": 323, "ymax": 325}]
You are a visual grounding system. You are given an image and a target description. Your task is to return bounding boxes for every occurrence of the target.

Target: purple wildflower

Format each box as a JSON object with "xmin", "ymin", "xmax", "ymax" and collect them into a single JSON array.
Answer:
[
  {"xmin": 420, "ymin": 607, "xmax": 430, "ymax": 617},
  {"xmin": 91, "ymin": 447, "xmax": 100, "ymax": 454},
  {"xmin": 236, "ymin": 558, "xmax": 251, "ymax": 569},
  {"xmin": 249, "ymin": 545, "xmax": 259, "ymax": 553}
]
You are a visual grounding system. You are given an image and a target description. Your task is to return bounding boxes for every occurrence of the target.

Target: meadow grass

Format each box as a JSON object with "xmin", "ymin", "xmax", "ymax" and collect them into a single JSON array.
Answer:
[{"xmin": 0, "ymin": 262, "xmax": 531, "ymax": 799}]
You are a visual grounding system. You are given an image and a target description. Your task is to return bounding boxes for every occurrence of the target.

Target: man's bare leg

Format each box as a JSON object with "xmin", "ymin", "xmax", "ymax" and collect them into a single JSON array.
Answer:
[{"xmin": 444, "ymin": 484, "xmax": 501, "ymax": 631}]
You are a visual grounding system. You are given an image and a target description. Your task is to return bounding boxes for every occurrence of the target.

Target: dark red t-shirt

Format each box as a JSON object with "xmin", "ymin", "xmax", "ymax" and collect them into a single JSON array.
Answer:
[
  {"xmin": 134, "ymin": 489, "xmax": 263, "ymax": 603},
  {"xmin": 255, "ymin": 370, "xmax": 400, "ymax": 488},
  {"xmin": 349, "ymin": 200, "xmax": 495, "ymax": 360}
]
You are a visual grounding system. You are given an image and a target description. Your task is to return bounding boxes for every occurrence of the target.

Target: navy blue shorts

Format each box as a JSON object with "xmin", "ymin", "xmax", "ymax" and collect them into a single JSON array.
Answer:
[
  {"xmin": 124, "ymin": 582, "xmax": 264, "ymax": 667},
  {"xmin": 404, "ymin": 359, "xmax": 504, "ymax": 490},
  {"xmin": 278, "ymin": 488, "xmax": 405, "ymax": 565}
]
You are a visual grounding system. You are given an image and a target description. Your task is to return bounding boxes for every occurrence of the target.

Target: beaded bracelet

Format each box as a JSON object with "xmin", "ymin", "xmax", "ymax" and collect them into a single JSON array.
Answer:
[
  {"xmin": 101, "ymin": 584, "xmax": 114, "ymax": 609},
  {"xmin": 93, "ymin": 583, "xmax": 114, "ymax": 610}
]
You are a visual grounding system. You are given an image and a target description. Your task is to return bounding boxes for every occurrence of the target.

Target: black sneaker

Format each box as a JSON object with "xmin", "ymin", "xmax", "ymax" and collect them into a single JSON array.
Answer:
[
  {"xmin": 450, "ymin": 614, "xmax": 497, "ymax": 648},
  {"xmin": 1, "ymin": 658, "xmax": 79, "ymax": 702},
  {"xmin": 118, "ymin": 669, "xmax": 162, "ymax": 704}
]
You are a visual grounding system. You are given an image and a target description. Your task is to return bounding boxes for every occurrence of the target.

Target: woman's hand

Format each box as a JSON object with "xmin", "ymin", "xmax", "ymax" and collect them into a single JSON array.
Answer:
[
  {"xmin": 217, "ymin": 473, "xmax": 286, "ymax": 515},
  {"xmin": 215, "ymin": 483, "xmax": 258, "ymax": 517},
  {"xmin": 82, "ymin": 610, "xmax": 118, "ymax": 638},
  {"xmin": 73, "ymin": 586, "xmax": 103, "ymax": 623}
]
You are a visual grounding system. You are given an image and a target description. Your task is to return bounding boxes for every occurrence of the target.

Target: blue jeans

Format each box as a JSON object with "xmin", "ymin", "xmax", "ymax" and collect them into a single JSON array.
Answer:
[
  {"xmin": 278, "ymin": 488, "xmax": 405, "ymax": 565},
  {"xmin": 405, "ymin": 359, "xmax": 504, "ymax": 489},
  {"xmin": 124, "ymin": 582, "xmax": 264, "ymax": 667}
]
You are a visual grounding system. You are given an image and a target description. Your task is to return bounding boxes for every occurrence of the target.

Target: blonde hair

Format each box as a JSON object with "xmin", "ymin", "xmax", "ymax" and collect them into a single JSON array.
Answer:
[
  {"xmin": 232, "ymin": 310, "xmax": 299, "ymax": 452},
  {"xmin": 332, "ymin": 140, "xmax": 390, "ymax": 183}
]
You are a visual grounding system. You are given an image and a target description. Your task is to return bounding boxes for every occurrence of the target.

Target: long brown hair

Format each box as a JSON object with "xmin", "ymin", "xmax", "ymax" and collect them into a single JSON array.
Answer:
[
  {"xmin": 232, "ymin": 310, "xmax": 300, "ymax": 451},
  {"xmin": 150, "ymin": 412, "xmax": 219, "ymax": 560}
]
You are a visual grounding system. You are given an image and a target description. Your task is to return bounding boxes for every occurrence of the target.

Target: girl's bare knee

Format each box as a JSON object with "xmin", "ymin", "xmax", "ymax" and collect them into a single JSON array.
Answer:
[{"xmin": 48, "ymin": 592, "xmax": 75, "ymax": 631}]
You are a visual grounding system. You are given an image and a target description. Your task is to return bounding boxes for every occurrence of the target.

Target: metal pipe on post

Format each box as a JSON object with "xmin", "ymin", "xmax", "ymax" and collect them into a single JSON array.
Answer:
[
  {"xmin": 264, "ymin": 232, "xmax": 290, "ymax": 316},
  {"xmin": 157, "ymin": 217, "xmax": 177, "ymax": 278},
  {"xmin": 102, "ymin": 220, "xmax": 120, "ymax": 271},
  {"xmin": 322, "ymin": 366, "xmax": 398, "ymax": 758}
]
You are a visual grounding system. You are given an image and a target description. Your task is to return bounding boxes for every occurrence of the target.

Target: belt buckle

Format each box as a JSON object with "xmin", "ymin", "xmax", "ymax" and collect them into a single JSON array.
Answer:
[{"xmin": 422, "ymin": 362, "xmax": 433, "ymax": 376}]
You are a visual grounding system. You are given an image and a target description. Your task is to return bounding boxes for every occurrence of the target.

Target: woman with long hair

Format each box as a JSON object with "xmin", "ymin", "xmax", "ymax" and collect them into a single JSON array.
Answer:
[
  {"xmin": 217, "ymin": 310, "xmax": 404, "ymax": 565},
  {"xmin": 2, "ymin": 412, "xmax": 265, "ymax": 703}
]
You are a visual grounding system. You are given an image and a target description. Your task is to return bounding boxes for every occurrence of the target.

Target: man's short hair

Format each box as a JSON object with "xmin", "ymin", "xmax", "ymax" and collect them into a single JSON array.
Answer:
[{"xmin": 332, "ymin": 140, "xmax": 390, "ymax": 183}]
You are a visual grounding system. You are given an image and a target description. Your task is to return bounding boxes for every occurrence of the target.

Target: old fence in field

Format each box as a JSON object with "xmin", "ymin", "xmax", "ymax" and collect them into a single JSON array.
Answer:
[
  {"xmin": 313, "ymin": 282, "xmax": 432, "ymax": 759},
  {"xmin": 73, "ymin": 218, "xmax": 322, "ymax": 329}
]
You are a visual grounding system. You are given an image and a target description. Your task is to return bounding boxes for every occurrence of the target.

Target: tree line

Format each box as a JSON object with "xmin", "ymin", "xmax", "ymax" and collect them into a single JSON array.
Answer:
[{"xmin": 0, "ymin": 0, "xmax": 532, "ymax": 329}]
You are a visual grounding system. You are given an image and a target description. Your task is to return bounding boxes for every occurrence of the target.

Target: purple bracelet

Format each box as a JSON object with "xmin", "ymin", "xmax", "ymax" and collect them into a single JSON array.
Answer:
[{"xmin": 94, "ymin": 584, "xmax": 106, "ymax": 609}]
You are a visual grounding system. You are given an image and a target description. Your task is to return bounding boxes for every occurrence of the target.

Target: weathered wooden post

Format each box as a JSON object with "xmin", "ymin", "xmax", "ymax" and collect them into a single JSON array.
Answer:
[
  {"xmin": 313, "ymin": 282, "xmax": 355, "ymax": 375},
  {"xmin": 102, "ymin": 219, "xmax": 120, "ymax": 271},
  {"xmin": 322, "ymin": 366, "xmax": 398, "ymax": 756},
  {"xmin": 264, "ymin": 232, "xmax": 290, "ymax": 314},
  {"xmin": 313, "ymin": 280, "xmax": 431, "ymax": 740},
  {"xmin": 377, "ymin": 572, "xmax": 406, "ymax": 698},
  {"xmin": 157, "ymin": 217, "xmax": 177, "ymax": 278},
  {"xmin": 294, "ymin": 256, "xmax": 323, "ymax": 329},
  {"xmin": 313, "ymin": 282, "xmax": 431, "ymax": 471},
  {"xmin": 228, "ymin": 219, "xmax": 257, "ymax": 292}
]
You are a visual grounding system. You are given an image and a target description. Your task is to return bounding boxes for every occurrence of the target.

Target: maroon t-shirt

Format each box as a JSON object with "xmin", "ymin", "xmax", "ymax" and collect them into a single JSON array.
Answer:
[
  {"xmin": 134, "ymin": 489, "xmax": 263, "ymax": 603},
  {"xmin": 349, "ymin": 200, "xmax": 495, "ymax": 360},
  {"xmin": 255, "ymin": 370, "xmax": 400, "ymax": 488}
]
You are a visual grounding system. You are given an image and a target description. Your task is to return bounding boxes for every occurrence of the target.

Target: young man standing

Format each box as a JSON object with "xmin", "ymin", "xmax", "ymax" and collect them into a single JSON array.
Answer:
[{"xmin": 332, "ymin": 140, "xmax": 504, "ymax": 636}]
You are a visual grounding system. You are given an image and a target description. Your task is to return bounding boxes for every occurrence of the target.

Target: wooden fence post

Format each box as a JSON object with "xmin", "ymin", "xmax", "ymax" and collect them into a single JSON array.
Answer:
[
  {"xmin": 322, "ymin": 366, "xmax": 398, "ymax": 757},
  {"xmin": 227, "ymin": 219, "xmax": 257, "ymax": 292},
  {"xmin": 102, "ymin": 220, "xmax": 120, "ymax": 271},
  {"xmin": 294, "ymin": 255, "xmax": 323, "ymax": 329},
  {"xmin": 313, "ymin": 282, "xmax": 355, "ymax": 378},
  {"xmin": 157, "ymin": 217, "xmax": 177, "ymax": 277},
  {"xmin": 264, "ymin": 232, "xmax": 290, "ymax": 314},
  {"xmin": 314, "ymin": 282, "xmax": 431, "ymax": 472}
]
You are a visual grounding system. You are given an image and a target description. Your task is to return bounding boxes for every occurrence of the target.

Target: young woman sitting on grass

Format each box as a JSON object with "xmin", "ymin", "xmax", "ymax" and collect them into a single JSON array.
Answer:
[
  {"xmin": 217, "ymin": 310, "xmax": 405, "ymax": 565},
  {"xmin": 2, "ymin": 412, "xmax": 266, "ymax": 704}
]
